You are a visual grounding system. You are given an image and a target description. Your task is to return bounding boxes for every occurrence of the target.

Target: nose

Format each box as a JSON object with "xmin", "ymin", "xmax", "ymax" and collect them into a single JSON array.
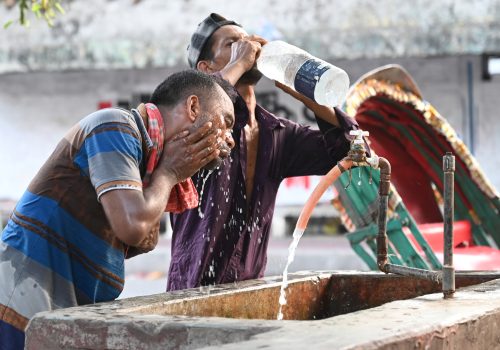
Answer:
[{"xmin": 225, "ymin": 131, "xmax": 235, "ymax": 150}]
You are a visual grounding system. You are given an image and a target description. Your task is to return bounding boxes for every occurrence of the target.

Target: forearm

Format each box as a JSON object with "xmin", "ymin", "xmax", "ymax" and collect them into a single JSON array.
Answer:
[
  {"xmin": 128, "ymin": 170, "xmax": 177, "ymax": 245},
  {"xmin": 219, "ymin": 61, "xmax": 247, "ymax": 86},
  {"xmin": 302, "ymin": 99, "xmax": 341, "ymax": 127},
  {"xmin": 274, "ymin": 81, "xmax": 341, "ymax": 127},
  {"xmin": 100, "ymin": 169, "xmax": 177, "ymax": 248},
  {"xmin": 142, "ymin": 169, "xmax": 177, "ymax": 222}
]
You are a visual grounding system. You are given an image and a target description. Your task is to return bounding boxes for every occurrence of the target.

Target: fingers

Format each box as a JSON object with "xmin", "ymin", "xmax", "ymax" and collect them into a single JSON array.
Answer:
[
  {"xmin": 170, "ymin": 130, "xmax": 190, "ymax": 141},
  {"xmin": 246, "ymin": 35, "xmax": 268, "ymax": 46},
  {"xmin": 232, "ymin": 39, "xmax": 262, "ymax": 57},
  {"xmin": 191, "ymin": 131, "xmax": 222, "ymax": 157},
  {"xmin": 198, "ymin": 148, "xmax": 221, "ymax": 169},
  {"xmin": 174, "ymin": 121, "xmax": 218, "ymax": 146},
  {"xmin": 187, "ymin": 132, "xmax": 220, "ymax": 155}
]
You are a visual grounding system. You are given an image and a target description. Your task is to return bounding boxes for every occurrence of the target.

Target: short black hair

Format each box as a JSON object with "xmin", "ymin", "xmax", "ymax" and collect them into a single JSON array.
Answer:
[
  {"xmin": 197, "ymin": 34, "xmax": 216, "ymax": 63},
  {"xmin": 149, "ymin": 69, "xmax": 235, "ymax": 108},
  {"xmin": 187, "ymin": 13, "xmax": 241, "ymax": 68}
]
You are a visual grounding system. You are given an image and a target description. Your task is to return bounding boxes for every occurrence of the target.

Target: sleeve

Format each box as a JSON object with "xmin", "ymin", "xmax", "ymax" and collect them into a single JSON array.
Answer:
[
  {"xmin": 80, "ymin": 122, "xmax": 144, "ymax": 200},
  {"xmin": 278, "ymin": 108, "xmax": 361, "ymax": 178}
]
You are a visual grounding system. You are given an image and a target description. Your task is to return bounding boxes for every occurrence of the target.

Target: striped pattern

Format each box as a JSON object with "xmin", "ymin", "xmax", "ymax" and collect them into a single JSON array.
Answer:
[{"xmin": 0, "ymin": 108, "xmax": 145, "ymax": 349}]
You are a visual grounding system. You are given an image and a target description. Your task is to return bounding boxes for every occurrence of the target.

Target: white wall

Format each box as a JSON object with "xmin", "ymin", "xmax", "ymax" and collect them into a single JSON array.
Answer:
[
  {"xmin": 1, "ymin": 55, "xmax": 499, "ymax": 202},
  {"xmin": 1, "ymin": 0, "xmax": 500, "ymax": 73}
]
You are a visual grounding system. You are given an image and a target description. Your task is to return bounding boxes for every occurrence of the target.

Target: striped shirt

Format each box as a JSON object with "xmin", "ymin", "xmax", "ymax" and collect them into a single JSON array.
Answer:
[{"xmin": 0, "ymin": 108, "xmax": 146, "ymax": 349}]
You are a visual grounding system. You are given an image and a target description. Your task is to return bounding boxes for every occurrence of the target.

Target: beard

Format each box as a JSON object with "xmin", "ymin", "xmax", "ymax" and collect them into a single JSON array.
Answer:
[
  {"xmin": 238, "ymin": 65, "xmax": 263, "ymax": 85},
  {"xmin": 203, "ymin": 142, "xmax": 231, "ymax": 171}
]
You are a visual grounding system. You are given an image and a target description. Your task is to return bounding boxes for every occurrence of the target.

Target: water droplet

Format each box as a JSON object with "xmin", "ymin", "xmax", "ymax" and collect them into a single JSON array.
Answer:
[
  {"xmin": 197, "ymin": 169, "xmax": 214, "ymax": 218},
  {"xmin": 357, "ymin": 180, "xmax": 362, "ymax": 186}
]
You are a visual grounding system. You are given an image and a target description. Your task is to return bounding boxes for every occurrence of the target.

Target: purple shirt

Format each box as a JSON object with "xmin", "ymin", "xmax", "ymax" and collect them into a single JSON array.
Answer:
[{"xmin": 168, "ymin": 93, "xmax": 359, "ymax": 291}]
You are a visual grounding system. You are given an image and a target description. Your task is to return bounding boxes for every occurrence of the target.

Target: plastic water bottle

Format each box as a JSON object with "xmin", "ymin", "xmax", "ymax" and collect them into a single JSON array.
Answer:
[{"xmin": 256, "ymin": 40, "xmax": 350, "ymax": 107}]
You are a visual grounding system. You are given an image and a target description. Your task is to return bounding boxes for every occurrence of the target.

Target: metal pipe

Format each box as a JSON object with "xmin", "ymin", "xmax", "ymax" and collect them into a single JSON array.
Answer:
[
  {"xmin": 443, "ymin": 152, "xmax": 456, "ymax": 298},
  {"xmin": 376, "ymin": 156, "xmax": 442, "ymax": 284},
  {"xmin": 375, "ymin": 154, "xmax": 458, "ymax": 298},
  {"xmin": 376, "ymin": 157, "xmax": 391, "ymax": 271},
  {"xmin": 385, "ymin": 264, "xmax": 441, "ymax": 283}
]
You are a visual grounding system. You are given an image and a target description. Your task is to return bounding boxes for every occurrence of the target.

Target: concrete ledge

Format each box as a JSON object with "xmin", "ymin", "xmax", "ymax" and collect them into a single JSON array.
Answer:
[{"xmin": 26, "ymin": 271, "xmax": 500, "ymax": 349}]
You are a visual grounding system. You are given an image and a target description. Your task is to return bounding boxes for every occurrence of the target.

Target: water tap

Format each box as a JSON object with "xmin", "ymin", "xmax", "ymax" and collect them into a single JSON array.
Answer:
[
  {"xmin": 348, "ymin": 130, "xmax": 369, "ymax": 164},
  {"xmin": 344, "ymin": 130, "xmax": 379, "ymax": 189}
]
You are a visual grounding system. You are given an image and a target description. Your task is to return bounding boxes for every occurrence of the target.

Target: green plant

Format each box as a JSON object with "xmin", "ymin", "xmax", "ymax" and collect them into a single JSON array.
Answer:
[{"xmin": 4, "ymin": 0, "xmax": 65, "ymax": 28}]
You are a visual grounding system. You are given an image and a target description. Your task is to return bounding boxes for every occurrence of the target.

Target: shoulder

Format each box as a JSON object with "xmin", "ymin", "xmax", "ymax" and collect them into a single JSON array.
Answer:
[
  {"xmin": 78, "ymin": 108, "xmax": 139, "ymax": 137},
  {"xmin": 258, "ymin": 104, "xmax": 318, "ymax": 136}
]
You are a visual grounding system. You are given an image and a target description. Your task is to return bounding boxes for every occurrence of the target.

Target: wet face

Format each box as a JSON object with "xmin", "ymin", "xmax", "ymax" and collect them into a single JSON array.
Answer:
[
  {"xmin": 204, "ymin": 25, "xmax": 263, "ymax": 85},
  {"xmin": 192, "ymin": 88, "xmax": 235, "ymax": 170}
]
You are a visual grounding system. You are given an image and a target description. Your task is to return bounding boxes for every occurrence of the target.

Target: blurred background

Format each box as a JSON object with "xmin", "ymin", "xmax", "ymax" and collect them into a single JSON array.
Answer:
[{"xmin": 1, "ymin": 0, "xmax": 500, "ymax": 297}]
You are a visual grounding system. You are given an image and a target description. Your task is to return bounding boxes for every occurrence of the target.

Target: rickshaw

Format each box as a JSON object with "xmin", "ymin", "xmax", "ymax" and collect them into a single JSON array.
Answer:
[{"xmin": 332, "ymin": 65, "xmax": 500, "ymax": 270}]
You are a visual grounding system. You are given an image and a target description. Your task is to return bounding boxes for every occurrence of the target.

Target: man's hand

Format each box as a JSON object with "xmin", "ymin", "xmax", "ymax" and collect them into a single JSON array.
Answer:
[
  {"xmin": 160, "ymin": 121, "xmax": 222, "ymax": 182},
  {"xmin": 101, "ymin": 121, "xmax": 222, "ymax": 249},
  {"xmin": 220, "ymin": 35, "xmax": 268, "ymax": 86},
  {"xmin": 228, "ymin": 39, "xmax": 262, "ymax": 73},
  {"xmin": 274, "ymin": 81, "xmax": 340, "ymax": 127}
]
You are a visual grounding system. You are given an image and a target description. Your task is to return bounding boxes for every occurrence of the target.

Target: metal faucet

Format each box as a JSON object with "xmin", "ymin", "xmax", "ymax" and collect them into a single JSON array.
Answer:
[{"xmin": 343, "ymin": 130, "xmax": 379, "ymax": 188}]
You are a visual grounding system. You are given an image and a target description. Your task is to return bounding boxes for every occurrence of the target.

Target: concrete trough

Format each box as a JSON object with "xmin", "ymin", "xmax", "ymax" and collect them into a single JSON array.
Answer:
[{"xmin": 25, "ymin": 270, "xmax": 500, "ymax": 349}]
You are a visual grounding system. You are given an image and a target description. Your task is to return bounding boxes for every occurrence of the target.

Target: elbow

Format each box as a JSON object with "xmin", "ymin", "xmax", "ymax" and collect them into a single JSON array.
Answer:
[{"xmin": 113, "ymin": 219, "xmax": 150, "ymax": 247}]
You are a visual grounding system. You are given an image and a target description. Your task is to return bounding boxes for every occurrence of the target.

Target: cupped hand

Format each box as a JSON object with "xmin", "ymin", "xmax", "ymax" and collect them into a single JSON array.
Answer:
[{"xmin": 159, "ymin": 121, "xmax": 221, "ymax": 182}]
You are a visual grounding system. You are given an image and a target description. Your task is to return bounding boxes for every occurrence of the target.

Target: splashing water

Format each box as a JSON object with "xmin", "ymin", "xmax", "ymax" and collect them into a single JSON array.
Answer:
[
  {"xmin": 277, "ymin": 228, "xmax": 305, "ymax": 320},
  {"xmin": 197, "ymin": 169, "xmax": 214, "ymax": 218}
]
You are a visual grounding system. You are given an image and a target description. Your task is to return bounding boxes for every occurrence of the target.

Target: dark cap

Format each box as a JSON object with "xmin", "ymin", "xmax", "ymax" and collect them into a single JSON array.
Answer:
[{"xmin": 187, "ymin": 13, "xmax": 241, "ymax": 68}]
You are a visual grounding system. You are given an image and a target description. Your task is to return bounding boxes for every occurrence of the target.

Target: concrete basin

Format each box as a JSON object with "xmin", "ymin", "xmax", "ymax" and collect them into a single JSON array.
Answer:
[
  {"xmin": 123, "ymin": 271, "xmax": 499, "ymax": 321},
  {"xmin": 25, "ymin": 271, "xmax": 500, "ymax": 349}
]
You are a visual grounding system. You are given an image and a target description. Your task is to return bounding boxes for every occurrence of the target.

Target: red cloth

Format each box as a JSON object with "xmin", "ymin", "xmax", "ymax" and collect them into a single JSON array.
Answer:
[{"xmin": 142, "ymin": 103, "xmax": 199, "ymax": 213}]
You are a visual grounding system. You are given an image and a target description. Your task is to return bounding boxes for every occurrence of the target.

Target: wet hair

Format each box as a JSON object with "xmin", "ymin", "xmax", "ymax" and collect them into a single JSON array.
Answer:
[{"xmin": 150, "ymin": 69, "xmax": 235, "ymax": 108}]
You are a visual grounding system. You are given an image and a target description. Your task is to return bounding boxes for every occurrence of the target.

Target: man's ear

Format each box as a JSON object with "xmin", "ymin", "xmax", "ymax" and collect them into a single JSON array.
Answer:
[
  {"xmin": 186, "ymin": 95, "xmax": 200, "ymax": 123},
  {"xmin": 197, "ymin": 60, "xmax": 213, "ymax": 74}
]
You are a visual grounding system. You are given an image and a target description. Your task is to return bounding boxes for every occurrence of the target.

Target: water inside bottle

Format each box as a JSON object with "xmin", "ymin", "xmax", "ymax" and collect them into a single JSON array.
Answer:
[
  {"xmin": 314, "ymin": 68, "xmax": 350, "ymax": 107},
  {"xmin": 257, "ymin": 40, "xmax": 349, "ymax": 107}
]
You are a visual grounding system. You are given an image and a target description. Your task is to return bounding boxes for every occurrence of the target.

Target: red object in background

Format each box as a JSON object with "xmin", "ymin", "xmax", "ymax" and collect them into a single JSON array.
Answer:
[
  {"xmin": 284, "ymin": 176, "xmax": 311, "ymax": 189},
  {"xmin": 404, "ymin": 218, "xmax": 500, "ymax": 271},
  {"xmin": 355, "ymin": 97, "xmax": 500, "ymax": 270},
  {"xmin": 97, "ymin": 101, "xmax": 113, "ymax": 110}
]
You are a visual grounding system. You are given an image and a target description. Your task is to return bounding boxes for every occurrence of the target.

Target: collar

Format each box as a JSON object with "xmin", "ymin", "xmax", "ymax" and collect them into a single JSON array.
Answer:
[
  {"xmin": 131, "ymin": 103, "xmax": 153, "ymax": 151},
  {"xmin": 234, "ymin": 93, "xmax": 285, "ymax": 131}
]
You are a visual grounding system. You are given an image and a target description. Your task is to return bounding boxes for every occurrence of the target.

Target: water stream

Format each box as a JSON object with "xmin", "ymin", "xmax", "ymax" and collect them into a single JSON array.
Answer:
[
  {"xmin": 197, "ymin": 169, "xmax": 214, "ymax": 219},
  {"xmin": 277, "ymin": 227, "xmax": 305, "ymax": 320}
]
